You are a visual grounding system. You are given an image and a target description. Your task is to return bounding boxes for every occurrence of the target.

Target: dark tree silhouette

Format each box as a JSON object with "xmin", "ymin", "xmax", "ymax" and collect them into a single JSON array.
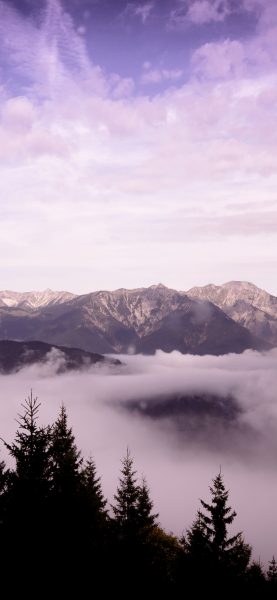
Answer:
[
  {"xmin": 4, "ymin": 391, "xmax": 51, "ymax": 498},
  {"xmin": 267, "ymin": 556, "xmax": 277, "ymax": 595},
  {"xmin": 199, "ymin": 471, "xmax": 241, "ymax": 558},
  {"xmin": 48, "ymin": 404, "xmax": 85, "ymax": 581},
  {"xmin": 112, "ymin": 447, "xmax": 139, "ymax": 533},
  {"xmin": 137, "ymin": 475, "xmax": 158, "ymax": 530},
  {"xmin": 50, "ymin": 404, "xmax": 82, "ymax": 497},
  {"xmin": 247, "ymin": 561, "xmax": 266, "ymax": 593},
  {"xmin": 81, "ymin": 457, "xmax": 107, "ymax": 518},
  {"xmin": 1, "ymin": 392, "xmax": 51, "ymax": 579},
  {"xmin": 185, "ymin": 471, "xmax": 251, "ymax": 590}
]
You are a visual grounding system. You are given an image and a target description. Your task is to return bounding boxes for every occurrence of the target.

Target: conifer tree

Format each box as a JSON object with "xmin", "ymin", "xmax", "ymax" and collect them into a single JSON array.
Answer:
[
  {"xmin": 112, "ymin": 447, "xmax": 139, "ymax": 534},
  {"xmin": 185, "ymin": 510, "xmax": 211, "ymax": 562},
  {"xmin": 196, "ymin": 471, "xmax": 251, "ymax": 587},
  {"xmin": 2, "ymin": 392, "xmax": 51, "ymax": 574},
  {"xmin": 0, "ymin": 459, "xmax": 11, "ymax": 534},
  {"xmin": 80, "ymin": 456, "xmax": 108, "ymax": 543},
  {"xmin": 247, "ymin": 560, "xmax": 266, "ymax": 592},
  {"xmin": 4, "ymin": 391, "xmax": 51, "ymax": 500},
  {"xmin": 199, "ymin": 471, "xmax": 241, "ymax": 559},
  {"xmin": 268, "ymin": 556, "xmax": 277, "ymax": 582},
  {"xmin": 48, "ymin": 404, "xmax": 84, "ymax": 571},
  {"xmin": 81, "ymin": 457, "xmax": 107, "ymax": 518},
  {"xmin": 267, "ymin": 556, "xmax": 277, "ymax": 593},
  {"xmin": 49, "ymin": 404, "xmax": 83, "ymax": 498},
  {"xmin": 137, "ymin": 476, "xmax": 159, "ymax": 531}
]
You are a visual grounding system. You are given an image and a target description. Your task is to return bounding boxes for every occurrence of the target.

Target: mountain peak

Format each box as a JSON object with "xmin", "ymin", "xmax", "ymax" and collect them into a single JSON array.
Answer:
[{"xmin": 149, "ymin": 283, "xmax": 167, "ymax": 290}]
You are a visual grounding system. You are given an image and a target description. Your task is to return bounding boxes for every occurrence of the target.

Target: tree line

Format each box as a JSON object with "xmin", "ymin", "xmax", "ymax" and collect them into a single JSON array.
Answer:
[{"xmin": 0, "ymin": 391, "xmax": 276, "ymax": 595}]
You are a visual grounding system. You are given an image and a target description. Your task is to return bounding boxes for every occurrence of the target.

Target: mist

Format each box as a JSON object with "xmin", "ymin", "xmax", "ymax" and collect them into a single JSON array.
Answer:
[{"xmin": 0, "ymin": 348, "xmax": 277, "ymax": 564}]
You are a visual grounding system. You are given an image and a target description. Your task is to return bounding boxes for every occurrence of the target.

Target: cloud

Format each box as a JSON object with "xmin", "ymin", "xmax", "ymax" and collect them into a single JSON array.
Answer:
[
  {"xmin": 191, "ymin": 39, "xmax": 245, "ymax": 79},
  {"xmin": 170, "ymin": 0, "xmax": 231, "ymax": 29},
  {"xmin": 186, "ymin": 0, "xmax": 231, "ymax": 24},
  {"xmin": 141, "ymin": 65, "xmax": 183, "ymax": 85},
  {"xmin": 0, "ymin": 0, "xmax": 277, "ymax": 292},
  {"xmin": 1, "ymin": 349, "xmax": 277, "ymax": 563},
  {"xmin": 120, "ymin": 2, "xmax": 154, "ymax": 24}
]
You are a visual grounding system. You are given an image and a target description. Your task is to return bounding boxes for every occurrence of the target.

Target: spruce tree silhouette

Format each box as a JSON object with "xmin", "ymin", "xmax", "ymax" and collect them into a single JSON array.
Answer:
[
  {"xmin": 49, "ymin": 404, "xmax": 84, "ymax": 563},
  {"xmin": 2, "ymin": 391, "xmax": 51, "ymax": 576},
  {"xmin": 198, "ymin": 471, "xmax": 251, "ymax": 587},
  {"xmin": 112, "ymin": 447, "xmax": 139, "ymax": 535},
  {"xmin": 137, "ymin": 475, "xmax": 159, "ymax": 530}
]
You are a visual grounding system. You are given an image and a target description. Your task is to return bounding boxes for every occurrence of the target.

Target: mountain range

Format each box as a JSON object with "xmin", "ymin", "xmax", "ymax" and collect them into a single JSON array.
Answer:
[{"xmin": 0, "ymin": 281, "xmax": 275, "ymax": 356}]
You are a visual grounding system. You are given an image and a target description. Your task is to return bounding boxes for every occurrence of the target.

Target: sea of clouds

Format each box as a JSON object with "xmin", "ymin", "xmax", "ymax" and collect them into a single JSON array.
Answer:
[{"xmin": 1, "ymin": 348, "xmax": 277, "ymax": 564}]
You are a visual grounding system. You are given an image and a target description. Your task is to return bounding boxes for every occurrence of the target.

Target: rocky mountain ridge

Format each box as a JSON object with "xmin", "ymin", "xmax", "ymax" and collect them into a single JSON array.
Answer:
[{"xmin": 0, "ymin": 282, "xmax": 272, "ymax": 355}]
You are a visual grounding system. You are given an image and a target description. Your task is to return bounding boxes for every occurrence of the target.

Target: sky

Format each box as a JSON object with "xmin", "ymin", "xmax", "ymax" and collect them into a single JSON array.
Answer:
[
  {"xmin": 1, "ymin": 348, "xmax": 277, "ymax": 562},
  {"xmin": 0, "ymin": 0, "xmax": 277, "ymax": 294}
]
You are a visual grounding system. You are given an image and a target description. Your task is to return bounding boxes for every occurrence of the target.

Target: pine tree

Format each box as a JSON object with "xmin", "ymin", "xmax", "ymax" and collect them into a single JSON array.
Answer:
[
  {"xmin": 4, "ymin": 391, "xmax": 51, "ymax": 500},
  {"xmin": 0, "ymin": 459, "xmax": 11, "ymax": 538},
  {"xmin": 267, "ymin": 556, "xmax": 277, "ymax": 594},
  {"xmin": 199, "ymin": 471, "xmax": 241, "ymax": 559},
  {"xmin": 49, "ymin": 404, "xmax": 83, "ymax": 498},
  {"xmin": 2, "ymin": 392, "xmax": 51, "ymax": 577},
  {"xmin": 185, "ymin": 510, "xmax": 211, "ymax": 562},
  {"xmin": 137, "ymin": 476, "xmax": 159, "ymax": 530},
  {"xmin": 80, "ymin": 457, "xmax": 108, "ymax": 542},
  {"xmin": 181, "ymin": 510, "xmax": 213, "ymax": 591},
  {"xmin": 48, "ymin": 404, "xmax": 84, "ymax": 576},
  {"xmin": 78, "ymin": 458, "xmax": 109, "ymax": 584},
  {"xmin": 197, "ymin": 471, "xmax": 251, "ymax": 588},
  {"xmin": 112, "ymin": 447, "xmax": 139, "ymax": 534},
  {"xmin": 111, "ymin": 449, "xmax": 142, "ymax": 590},
  {"xmin": 267, "ymin": 556, "xmax": 277, "ymax": 582},
  {"xmin": 247, "ymin": 560, "xmax": 266, "ymax": 592},
  {"xmin": 81, "ymin": 457, "xmax": 107, "ymax": 518}
]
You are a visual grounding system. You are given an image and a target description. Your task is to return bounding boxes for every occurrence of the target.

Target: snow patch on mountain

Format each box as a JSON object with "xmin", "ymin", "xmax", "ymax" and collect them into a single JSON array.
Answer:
[{"xmin": 0, "ymin": 289, "xmax": 76, "ymax": 310}]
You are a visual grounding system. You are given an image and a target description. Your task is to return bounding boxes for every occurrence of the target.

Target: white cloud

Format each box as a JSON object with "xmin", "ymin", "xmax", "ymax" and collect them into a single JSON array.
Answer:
[
  {"xmin": 141, "ymin": 67, "xmax": 183, "ymax": 85},
  {"xmin": 170, "ymin": 0, "xmax": 231, "ymax": 28},
  {"xmin": 187, "ymin": 0, "xmax": 231, "ymax": 24},
  {"xmin": 0, "ymin": 0, "xmax": 277, "ymax": 292}
]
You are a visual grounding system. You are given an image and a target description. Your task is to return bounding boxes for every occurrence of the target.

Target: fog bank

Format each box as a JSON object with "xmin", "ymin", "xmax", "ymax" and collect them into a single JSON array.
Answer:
[{"xmin": 0, "ymin": 348, "xmax": 277, "ymax": 564}]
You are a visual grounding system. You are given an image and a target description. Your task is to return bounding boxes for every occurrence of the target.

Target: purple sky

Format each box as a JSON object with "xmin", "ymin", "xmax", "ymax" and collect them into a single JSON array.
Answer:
[{"xmin": 0, "ymin": 0, "xmax": 277, "ymax": 293}]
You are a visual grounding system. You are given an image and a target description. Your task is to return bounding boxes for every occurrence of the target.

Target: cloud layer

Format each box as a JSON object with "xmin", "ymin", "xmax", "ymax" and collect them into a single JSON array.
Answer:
[
  {"xmin": 0, "ymin": 0, "xmax": 276, "ymax": 293},
  {"xmin": 1, "ymin": 349, "xmax": 277, "ymax": 562}
]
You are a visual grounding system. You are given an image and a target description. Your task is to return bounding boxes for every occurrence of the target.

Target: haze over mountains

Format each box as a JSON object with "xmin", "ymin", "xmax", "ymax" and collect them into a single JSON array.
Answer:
[{"xmin": 0, "ymin": 281, "xmax": 275, "ymax": 356}]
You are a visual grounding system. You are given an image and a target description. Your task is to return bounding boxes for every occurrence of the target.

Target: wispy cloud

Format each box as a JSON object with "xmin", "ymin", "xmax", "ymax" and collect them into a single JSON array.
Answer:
[{"xmin": 120, "ymin": 2, "xmax": 154, "ymax": 24}]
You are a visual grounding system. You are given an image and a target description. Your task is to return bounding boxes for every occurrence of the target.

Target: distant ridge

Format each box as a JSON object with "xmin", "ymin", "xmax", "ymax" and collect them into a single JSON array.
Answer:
[
  {"xmin": 0, "ymin": 340, "xmax": 120, "ymax": 374},
  {"xmin": 0, "ymin": 282, "xmax": 274, "ymax": 355}
]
